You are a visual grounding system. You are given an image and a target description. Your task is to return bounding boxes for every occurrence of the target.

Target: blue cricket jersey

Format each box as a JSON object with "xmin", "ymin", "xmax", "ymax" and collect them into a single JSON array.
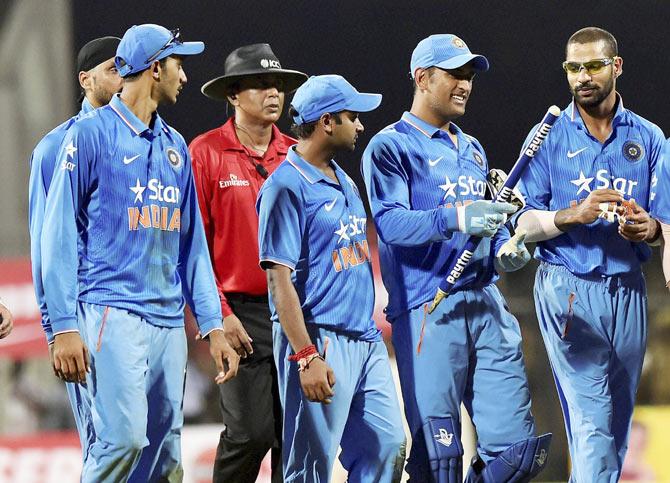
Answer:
[
  {"xmin": 514, "ymin": 97, "xmax": 665, "ymax": 277},
  {"xmin": 257, "ymin": 147, "xmax": 380, "ymax": 342},
  {"xmin": 41, "ymin": 94, "xmax": 222, "ymax": 337},
  {"xmin": 650, "ymin": 139, "xmax": 669, "ymax": 224},
  {"xmin": 362, "ymin": 112, "xmax": 507, "ymax": 319},
  {"xmin": 29, "ymin": 99, "xmax": 94, "ymax": 343}
]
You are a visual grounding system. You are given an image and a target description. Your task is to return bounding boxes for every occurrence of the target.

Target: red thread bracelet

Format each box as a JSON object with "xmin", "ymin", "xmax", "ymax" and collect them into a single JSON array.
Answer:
[{"xmin": 288, "ymin": 344, "xmax": 318, "ymax": 361}]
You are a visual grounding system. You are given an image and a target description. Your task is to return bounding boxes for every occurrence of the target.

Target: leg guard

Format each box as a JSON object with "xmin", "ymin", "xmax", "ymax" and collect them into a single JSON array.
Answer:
[
  {"xmin": 422, "ymin": 416, "xmax": 463, "ymax": 483},
  {"xmin": 464, "ymin": 433, "xmax": 552, "ymax": 483}
]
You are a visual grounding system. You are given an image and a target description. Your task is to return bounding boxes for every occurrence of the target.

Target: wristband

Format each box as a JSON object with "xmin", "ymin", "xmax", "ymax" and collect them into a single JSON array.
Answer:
[{"xmin": 288, "ymin": 344, "xmax": 318, "ymax": 361}]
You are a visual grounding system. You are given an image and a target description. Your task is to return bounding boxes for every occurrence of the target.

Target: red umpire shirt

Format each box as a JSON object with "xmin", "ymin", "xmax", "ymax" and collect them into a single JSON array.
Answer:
[{"xmin": 190, "ymin": 117, "xmax": 296, "ymax": 316}]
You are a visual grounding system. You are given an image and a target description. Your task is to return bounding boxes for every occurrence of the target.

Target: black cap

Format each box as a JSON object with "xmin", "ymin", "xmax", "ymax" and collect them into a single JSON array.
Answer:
[
  {"xmin": 76, "ymin": 36, "xmax": 121, "ymax": 73},
  {"xmin": 201, "ymin": 43, "xmax": 308, "ymax": 101}
]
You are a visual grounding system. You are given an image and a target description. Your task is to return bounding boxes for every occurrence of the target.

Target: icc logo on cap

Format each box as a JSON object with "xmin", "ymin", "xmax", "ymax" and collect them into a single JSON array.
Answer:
[{"xmin": 166, "ymin": 147, "xmax": 182, "ymax": 169}]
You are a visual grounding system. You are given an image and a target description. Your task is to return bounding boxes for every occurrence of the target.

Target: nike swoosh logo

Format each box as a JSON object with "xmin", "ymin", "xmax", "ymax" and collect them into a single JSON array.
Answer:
[
  {"xmin": 428, "ymin": 156, "xmax": 444, "ymax": 167},
  {"xmin": 123, "ymin": 154, "xmax": 141, "ymax": 165},
  {"xmin": 567, "ymin": 148, "xmax": 587, "ymax": 158},
  {"xmin": 324, "ymin": 198, "xmax": 337, "ymax": 212}
]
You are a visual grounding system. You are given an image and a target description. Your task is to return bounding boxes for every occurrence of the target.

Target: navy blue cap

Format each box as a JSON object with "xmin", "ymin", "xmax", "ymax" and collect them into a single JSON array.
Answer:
[
  {"xmin": 410, "ymin": 34, "xmax": 489, "ymax": 78},
  {"xmin": 115, "ymin": 24, "xmax": 204, "ymax": 77},
  {"xmin": 290, "ymin": 75, "xmax": 382, "ymax": 125}
]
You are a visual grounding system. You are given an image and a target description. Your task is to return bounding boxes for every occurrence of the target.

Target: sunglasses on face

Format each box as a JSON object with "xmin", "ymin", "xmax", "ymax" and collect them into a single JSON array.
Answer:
[
  {"xmin": 562, "ymin": 57, "xmax": 616, "ymax": 75},
  {"xmin": 146, "ymin": 28, "xmax": 181, "ymax": 64}
]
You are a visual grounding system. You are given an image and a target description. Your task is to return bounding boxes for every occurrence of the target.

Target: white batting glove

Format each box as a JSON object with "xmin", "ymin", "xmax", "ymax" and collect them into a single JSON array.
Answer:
[{"xmin": 495, "ymin": 229, "xmax": 531, "ymax": 272}]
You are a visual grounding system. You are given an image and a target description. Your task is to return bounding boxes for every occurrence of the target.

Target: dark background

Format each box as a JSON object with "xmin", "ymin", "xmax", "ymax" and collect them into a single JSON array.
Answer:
[{"xmin": 71, "ymin": 1, "xmax": 670, "ymax": 480}]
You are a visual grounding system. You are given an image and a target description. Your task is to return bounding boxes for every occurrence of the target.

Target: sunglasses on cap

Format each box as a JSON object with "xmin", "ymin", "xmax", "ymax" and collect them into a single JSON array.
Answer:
[
  {"xmin": 562, "ymin": 57, "xmax": 617, "ymax": 75},
  {"xmin": 145, "ymin": 28, "xmax": 181, "ymax": 64}
]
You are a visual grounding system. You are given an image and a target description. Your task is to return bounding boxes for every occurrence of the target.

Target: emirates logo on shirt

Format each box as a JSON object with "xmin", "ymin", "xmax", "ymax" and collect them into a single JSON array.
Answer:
[{"xmin": 219, "ymin": 174, "xmax": 250, "ymax": 188}]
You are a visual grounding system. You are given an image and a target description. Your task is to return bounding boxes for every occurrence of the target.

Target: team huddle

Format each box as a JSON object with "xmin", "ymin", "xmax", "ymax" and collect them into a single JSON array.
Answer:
[{"xmin": 25, "ymin": 21, "xmax": 669, "ymax": 483}]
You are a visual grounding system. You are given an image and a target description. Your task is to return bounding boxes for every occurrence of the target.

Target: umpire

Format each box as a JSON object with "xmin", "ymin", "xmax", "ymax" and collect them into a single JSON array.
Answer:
[{"xmin": 189, "ymin": 43, "xmax": 307, "ymax": 482}]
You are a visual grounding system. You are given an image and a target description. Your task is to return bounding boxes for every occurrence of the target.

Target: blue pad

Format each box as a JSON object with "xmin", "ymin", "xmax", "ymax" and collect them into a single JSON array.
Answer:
[
  {"xmin": 465, "ymin": 433, "xmax": 552, "ymax": 483},
  {"xmin": 422, "ymin": 416, "xmax": 464, "ymax": 483}
]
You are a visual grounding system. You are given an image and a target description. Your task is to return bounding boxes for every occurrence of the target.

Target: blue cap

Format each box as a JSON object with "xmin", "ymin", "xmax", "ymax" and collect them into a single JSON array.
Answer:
[
  {"xmin": 290, "ymin": 75, "xmax": 382, "ymax": 125},
  {"xmin": 115, "ymin": 24, "xmax": 204, "ymax": 77},
  {"xmin": 410, "ymin": 34, "xmax": 489, "ymax": 78}
]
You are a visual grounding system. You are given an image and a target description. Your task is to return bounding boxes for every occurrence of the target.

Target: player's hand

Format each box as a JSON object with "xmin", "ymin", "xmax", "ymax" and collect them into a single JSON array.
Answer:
[
  {"xmin": 299, "ymin": 357, "xmax": 336, "ymax": 404},
  {"xmin": 496, "ymin": 229, "xmax": 531, "ymax": 272},
  {"xmin": 573, "ymin": 189, "xmax": 623, "ymax": 225},
  {"xmin": 460, "ymin": 201, "xmax": 517, "ymax": 237},
  {"xmin": 618, "ymin": 199, "xmax": 660, "ymax": 243},
  {"xmin": 0, "ymin": 303, "xmax": 13, "ymax": 339},
  {"xmin": 223, "ymin": 314, "xmax": 253, "ymax": 358},
  {"xmin": 208, "ymin": 329, "xmax": 240, "ymax": 384},
  {"xmin": 52, "ymin": 332, "xmax": 90, "ymax": 384}
]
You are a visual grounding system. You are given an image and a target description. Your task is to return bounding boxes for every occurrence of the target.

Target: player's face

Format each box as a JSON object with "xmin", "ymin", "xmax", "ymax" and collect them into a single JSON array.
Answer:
[
  {"xmin": 426, "ymin": 63, "xmax": 475, "ymax": 120},
  {"xmin": 331, "ymin": 111, "xmax": 364, "ymax": 151},
  {"xmin": 158, "ymin": 55, "xmax": 187, "ymax": 105},
  {"xmin": 565, "ymin": 41, "xmax": 620, "ymax": 108},
  {"xmin": 231, "ymin": 75, "xmax": 286, "ymax": 125},
  {"xmin": 88, "ymin": 58, "xmax": 123, "ymax": 107}
]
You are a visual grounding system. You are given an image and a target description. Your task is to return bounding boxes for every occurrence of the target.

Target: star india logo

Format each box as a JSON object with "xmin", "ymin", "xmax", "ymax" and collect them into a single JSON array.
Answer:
[{"xmin": 434, "ymin": 428, "xmax": 453, "ymax": 447}]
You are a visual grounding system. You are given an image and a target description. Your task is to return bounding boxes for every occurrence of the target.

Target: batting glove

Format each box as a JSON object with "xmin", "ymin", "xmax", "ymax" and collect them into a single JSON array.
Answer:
[
  {"xmin": 495, "ymin": 229, "xmax": 531, "ymax": 272},
  {"xmin": 457, "ymin": 200, "xmax": 517, "ymax": 237}
]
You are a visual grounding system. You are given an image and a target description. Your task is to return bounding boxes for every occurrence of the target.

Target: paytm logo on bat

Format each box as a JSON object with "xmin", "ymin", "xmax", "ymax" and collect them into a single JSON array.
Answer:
[{"xmin": 570, "ymin": 169, "xmax": 638, "ymax": 196}]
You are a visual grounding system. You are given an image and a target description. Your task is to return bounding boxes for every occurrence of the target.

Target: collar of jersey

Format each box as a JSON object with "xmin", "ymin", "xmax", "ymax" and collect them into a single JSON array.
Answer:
[
  {"xmin": 567, "ymin": 92, "xmax": 631, "ymax": 129},
  {"xmin": 80, "ymin": 97, "xmax": 94, "ymax": 116},
  {"xmin": 286, "ymin": 146, "xmax": 343, "ymax": 186},
  {"xmin": 109, "ymin": 94, "xmax": 166, "ymax": 138},
  {"xmin": 401, "ymin": 111, "xmax": 464, "ymax": 141},
  {"xmin": 218, "ymin": 117, "xmax": 292, "ymax": 155}
]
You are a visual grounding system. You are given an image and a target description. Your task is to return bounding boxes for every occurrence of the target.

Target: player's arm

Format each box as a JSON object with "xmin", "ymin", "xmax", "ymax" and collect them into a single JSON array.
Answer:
[
  {"xmin": 28, "ymin": 146, "xmax": 54, "ymax": 344},
  {"xmin": 361, "ymin": 137, "xmax": 513, "ymax": 246},
  {"xmin": 189, "ymin": 143, "xmax": 252, "ymax": 358},
  {"xmin": 661, "ymin": 223, "xmax": 670, "ymax": 293},
  {"xmin": 178, "ymin": 149, "xmax": 239, "ymax": 383},
  {"xmin": 41, "ymin": 127, "xmax": 92, "ymax": 383},
  {"xmin": 265, "ymin": 264, "xmax": 335, "ymax": 404},
  {"xmin": 257, "ymin": 179, "xmax": 335, "ymax": 404}
]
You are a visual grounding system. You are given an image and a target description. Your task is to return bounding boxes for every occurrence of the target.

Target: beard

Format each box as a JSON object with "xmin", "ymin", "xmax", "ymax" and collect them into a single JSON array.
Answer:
[{"xmin": 571, "ymin": 75, "xmax": 615, "ymax": 108}]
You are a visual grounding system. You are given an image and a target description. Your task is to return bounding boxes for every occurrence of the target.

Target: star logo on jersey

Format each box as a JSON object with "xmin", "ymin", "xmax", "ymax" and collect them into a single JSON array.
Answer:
[
  {"xmin": 130, "ymin": 178, "xmax": 146, "ymax": 203},
  {"xmin": 434, "ymin": 428, "xmax": 454, "ymax": 447},
  {"xmin": 334, "ymin": 220, "xmax": 350, "ymax": 243},
  {"xmin": 651, "ymin": 173, "xmax": 658, "ymax": 188},
  {"xmin": 439, "ymin": 176, "xmax": 458, "ymax": 199},
  {"xmin": 64, "ymin": 142, "xmax": 77, "ymax": 158},
  {"xmin": 570, "ymin": 170, "xmax": 594, "ymax": 195}
]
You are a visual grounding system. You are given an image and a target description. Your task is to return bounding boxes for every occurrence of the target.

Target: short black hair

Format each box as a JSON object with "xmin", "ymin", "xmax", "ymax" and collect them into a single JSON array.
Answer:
[
  {"xmin": 288, "ymin": 106, "xmax": 342, "ymax": 139},
  {"xmin": 122, "ymin": 57, "xmax": 169, "ymax": 82},
  {"xmin": 566, "ymin": 27, "xmax": 618, "ymax": 58}
]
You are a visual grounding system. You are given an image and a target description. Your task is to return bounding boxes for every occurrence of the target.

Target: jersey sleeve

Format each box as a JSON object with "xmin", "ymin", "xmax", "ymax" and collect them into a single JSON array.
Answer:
[
  {"xmin": 361, "ymin": 135, "xmax": 458, "ymax": 246},
  {"xmin": 28, "ymin": 141, "xmax": 54, "ymax": 342},
  {"xmin": 651, "ymin": 139, "xmax": 670, "ymax": 224},
  {"xmin": 257, "ymin": 177, "xmax": 305, "ymax": 270},
  {"xmin": 177, "ymin": 145, "xmax": 223, "ymax": 336},
  {"xmin": 40, "ymin": 125, "xmax": 94, "ymax": 336},
  {"xmin": 511, "ymin": 123, "xmax": 553, "ymax": 226}
]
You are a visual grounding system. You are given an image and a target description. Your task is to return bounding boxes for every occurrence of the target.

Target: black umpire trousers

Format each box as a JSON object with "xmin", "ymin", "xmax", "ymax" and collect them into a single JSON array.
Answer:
[{"xmin": 213, "ymin": 294, "xmax": 282, "ymax": 483}]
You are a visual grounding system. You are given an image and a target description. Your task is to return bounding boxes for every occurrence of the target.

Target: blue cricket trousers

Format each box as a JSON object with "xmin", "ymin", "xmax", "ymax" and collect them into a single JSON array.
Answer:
[
  {"xmin": 65, "ymin": 301, "xmax": 187, "ymax": 482},
  {"xmin": 534, "ymin": 262, "xmax": 646, "ymax": 483},
  {"xmin": 274, "ymin": 324, "xmax": 406, "ymax": 483}
]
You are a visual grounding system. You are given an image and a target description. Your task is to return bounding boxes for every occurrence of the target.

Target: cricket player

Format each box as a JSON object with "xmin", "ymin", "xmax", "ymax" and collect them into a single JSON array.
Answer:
[
  {"xmin": 650, "ymin": 141, "xmax": 670, "ymax": 292},
  {"xmin": 41, "ymin": 24, "xmax": 239, "ymax": 482},
  {"xmin": 257, "ymin": 74, "xmax": 406, "ymax": 482},
  {"xmin": 512, "ymin": 27, "xmax": 664, "ymax": 482},
  {"xmin": 29, "ymin": 36, "xmax": 122, "ymax": 349},
  {"xmin": 362, "ymin": 34, "xmax": 551, "ymax": 482},
  {"xmin": 191, "ymin": 43, "xmax": 307, "ymax": 483}
]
